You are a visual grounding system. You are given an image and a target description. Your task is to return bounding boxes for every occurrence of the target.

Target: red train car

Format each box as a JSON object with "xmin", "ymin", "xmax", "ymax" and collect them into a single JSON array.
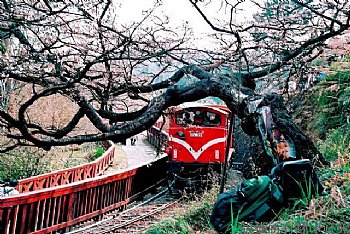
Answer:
[{"xmin": 147, "ymin": 103, "xmax": 233, "ymax": 189}]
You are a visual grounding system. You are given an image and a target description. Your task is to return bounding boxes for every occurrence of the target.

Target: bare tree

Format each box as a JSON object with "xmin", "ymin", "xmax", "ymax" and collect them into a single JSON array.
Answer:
[{"xmin": 0, "ymin": 0, "xmax": 349, "ymax": 164}]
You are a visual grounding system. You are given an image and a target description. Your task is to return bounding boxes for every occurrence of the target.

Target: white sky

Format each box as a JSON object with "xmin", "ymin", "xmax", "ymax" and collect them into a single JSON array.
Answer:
[{"xmin": 115, "ymin": 0, "xmax": 258, "ymax": 37}]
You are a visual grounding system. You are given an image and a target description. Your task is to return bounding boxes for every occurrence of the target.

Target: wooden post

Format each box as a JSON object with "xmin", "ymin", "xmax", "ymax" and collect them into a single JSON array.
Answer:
[{"xmin": 219, "ymin": 113, "xmax": 235, "ymax": 194}]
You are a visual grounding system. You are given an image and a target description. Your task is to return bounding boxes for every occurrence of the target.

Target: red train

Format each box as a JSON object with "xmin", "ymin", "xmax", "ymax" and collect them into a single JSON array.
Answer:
[{"xmin": 147, "ymin": 103, "xmax": 233, "ymax": 189}]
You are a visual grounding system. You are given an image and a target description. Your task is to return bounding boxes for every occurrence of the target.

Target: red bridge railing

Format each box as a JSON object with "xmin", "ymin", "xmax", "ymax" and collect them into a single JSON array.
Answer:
[
  {"xmin": 0, "ymin": 152, "xmax": 168, "ymax": 234},
  {"xmin": 147, "ymin": 126, "xmax": 168, "ymax": 150},
  {"xmin": 0, "ymin": 168, "xmax": 135, "ymax": 234},
  {"xmin": 17, "ymin": 142, "xmax": 115, "ymax": 193}
]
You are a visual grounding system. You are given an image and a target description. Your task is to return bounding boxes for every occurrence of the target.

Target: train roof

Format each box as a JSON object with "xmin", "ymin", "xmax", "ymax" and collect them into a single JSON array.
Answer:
[{"xmin": 174, "ymin": 102, "xmax": 230, "ymax": 115}]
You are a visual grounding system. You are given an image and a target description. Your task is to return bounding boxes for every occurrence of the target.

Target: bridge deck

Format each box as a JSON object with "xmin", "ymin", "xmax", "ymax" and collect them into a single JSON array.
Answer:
[{"xmin": 105, "ymin": 132, "xmax": 166, "ymax": 174}]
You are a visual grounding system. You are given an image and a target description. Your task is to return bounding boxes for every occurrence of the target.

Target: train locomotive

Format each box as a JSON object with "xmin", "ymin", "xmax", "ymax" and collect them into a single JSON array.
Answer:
[{"xmin": 147, "ymin": 103, "xmax": 233, "ymax": 190}]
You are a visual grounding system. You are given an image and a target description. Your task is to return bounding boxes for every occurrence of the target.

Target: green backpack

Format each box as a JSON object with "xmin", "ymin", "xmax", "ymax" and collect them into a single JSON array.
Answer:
[{"xmin": 210, "ymin": 176, "xmax": 283, "ymax": 234}]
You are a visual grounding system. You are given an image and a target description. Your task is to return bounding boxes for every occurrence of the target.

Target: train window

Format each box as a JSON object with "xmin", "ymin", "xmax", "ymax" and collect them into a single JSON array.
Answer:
[
  {"xmin": 176, "ymin": 110, "xmax": 221, "ymax": 127},
  {"xmin": 176, "ymin": 112, "xmax": 193, "ymax": 125},
  {"xmin": 203, "ymin": 111, "xmax": 221, "ymax": 126},
  {"xmin": 193, "ymin": 110, "xmax": 203, "ymax": 125}
]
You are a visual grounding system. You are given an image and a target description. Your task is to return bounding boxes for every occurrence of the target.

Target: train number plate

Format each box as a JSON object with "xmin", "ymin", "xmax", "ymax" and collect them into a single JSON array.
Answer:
[{"xmin": 190, "ymin": 132, "xmax": 203, "ymax": 137}]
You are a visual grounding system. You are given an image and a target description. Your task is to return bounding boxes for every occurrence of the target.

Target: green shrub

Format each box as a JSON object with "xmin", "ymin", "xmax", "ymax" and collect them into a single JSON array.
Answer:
[
  {"xmin": 0, "ymin": 147, "xmax": 51, "ymax": 180},
  {"xmin": 318, "ymin": 123, "xmax": 350, "ymax": 162},
  {"xmin": 95, "ymin": 147, "xmax": 104, "ymax": 157},
  {"xmin": 341, "ymin": 55, "xmax": 350, "ymax": 62},
  {"xmin": 310, "ymin": 71, "xmax": 350, "ymax": 138},
  {"xmin": 88, "ymin": 146, "xmax": 105, "ymax": 161}
]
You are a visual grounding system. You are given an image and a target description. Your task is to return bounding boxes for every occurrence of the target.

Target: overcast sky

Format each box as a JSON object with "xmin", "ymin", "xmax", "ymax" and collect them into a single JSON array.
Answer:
[{"xmin": 115, "ymin": 0, "xmax": 258, "ymax": 37}]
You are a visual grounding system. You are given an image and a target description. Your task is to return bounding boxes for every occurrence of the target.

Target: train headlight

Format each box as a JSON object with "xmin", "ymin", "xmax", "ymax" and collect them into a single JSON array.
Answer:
[{"xmin": 177, "ymin": 131, "xmax": 185, "ymax": 138}]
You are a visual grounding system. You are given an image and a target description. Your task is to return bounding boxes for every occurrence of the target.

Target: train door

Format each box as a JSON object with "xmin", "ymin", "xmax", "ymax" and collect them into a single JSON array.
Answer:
[
  {"xmin": 190, "ymin": 109, "xmax": 224, "ymax": 164},
  {"xmin": 168, "ymin": 111, "xmax": 190, "ymax": 162}
]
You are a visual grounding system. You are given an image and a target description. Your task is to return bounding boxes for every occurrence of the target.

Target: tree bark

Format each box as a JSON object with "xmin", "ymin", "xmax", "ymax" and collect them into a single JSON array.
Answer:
[{"xmin": 262, "ymin": 94, "xmax": 329, "ymax": 165}]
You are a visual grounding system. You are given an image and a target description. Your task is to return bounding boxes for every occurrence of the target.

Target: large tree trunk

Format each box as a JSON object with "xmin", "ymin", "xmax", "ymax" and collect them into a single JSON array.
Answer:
[
  {"xmin": 233, "ymin": 93, "xmax": 328, "ymax": 178},
  {"xmin": 263, "ymin": 94, "xmax": 329, "ymax": 165},
  {"xmin": 232, "ymin": 117, "xmax": 275, "ymax": 178}
]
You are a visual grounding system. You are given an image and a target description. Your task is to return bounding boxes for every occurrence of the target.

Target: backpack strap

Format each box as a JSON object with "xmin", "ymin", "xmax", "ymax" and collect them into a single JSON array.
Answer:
[
  {"xmin": 270, "ymin": 183, "xmax": 284, "ymax": 204},
  {"xmin": 253, "ymin": 203, "xmax": 271, "ymax": 220},
  {"xmin": 251, "ymin": 181, "xmax": 284, "ymax": 221}
]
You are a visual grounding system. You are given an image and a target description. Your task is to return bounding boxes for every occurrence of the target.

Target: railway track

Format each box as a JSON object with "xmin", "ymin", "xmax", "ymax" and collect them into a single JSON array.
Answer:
[{"xmin": 68, "ymin": 187, "xmax": 183, "ymax": 234}]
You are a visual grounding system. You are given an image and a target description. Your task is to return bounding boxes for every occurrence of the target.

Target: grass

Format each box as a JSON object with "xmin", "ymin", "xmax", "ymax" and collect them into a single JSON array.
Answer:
[
  {"xmin": 144, "ymin": 188, "xmax": 218, "ymax": 234},
  {"xmin": 229, "ymin": 204, "xmax": 243, "ymax": 234},
  {"xmin": 145, "ymin": 218, "xmax": 193, "ymax": 234}
]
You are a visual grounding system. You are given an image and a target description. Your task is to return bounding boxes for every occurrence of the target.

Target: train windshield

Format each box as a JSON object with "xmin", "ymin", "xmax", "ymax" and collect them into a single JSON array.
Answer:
[{"xmin": 176, "ymin": 110, "xmax": 221, "ymax": 127}]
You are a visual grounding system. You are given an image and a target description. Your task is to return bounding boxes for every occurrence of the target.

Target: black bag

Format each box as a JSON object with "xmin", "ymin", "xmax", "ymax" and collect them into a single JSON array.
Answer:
[
  {"xmin": 270, "ymin": 159, "xmax": 324, "ymax": 200},
  {"xmin": 210, "ymin": 176, "xmax": 284, "ymax": 234}
]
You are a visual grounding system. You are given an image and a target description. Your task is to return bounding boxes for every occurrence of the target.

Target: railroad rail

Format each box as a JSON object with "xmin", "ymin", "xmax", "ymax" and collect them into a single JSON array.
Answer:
[
  {"xmin": 0, "ymin": 143, "xmax": 168, "ymax": 234},
  {"xmin": 17, "ymin": 141, "xmax": 115, "ymax": 193},
  {"xmin": 71, "ymin": 188, "xmax": 181, "ymax": 234}
]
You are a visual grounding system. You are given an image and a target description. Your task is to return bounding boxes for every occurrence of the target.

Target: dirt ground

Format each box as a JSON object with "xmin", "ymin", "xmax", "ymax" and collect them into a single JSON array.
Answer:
[{"xmin": 48, "ymin": 143, "xmax": 129, "ymax": 174}]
